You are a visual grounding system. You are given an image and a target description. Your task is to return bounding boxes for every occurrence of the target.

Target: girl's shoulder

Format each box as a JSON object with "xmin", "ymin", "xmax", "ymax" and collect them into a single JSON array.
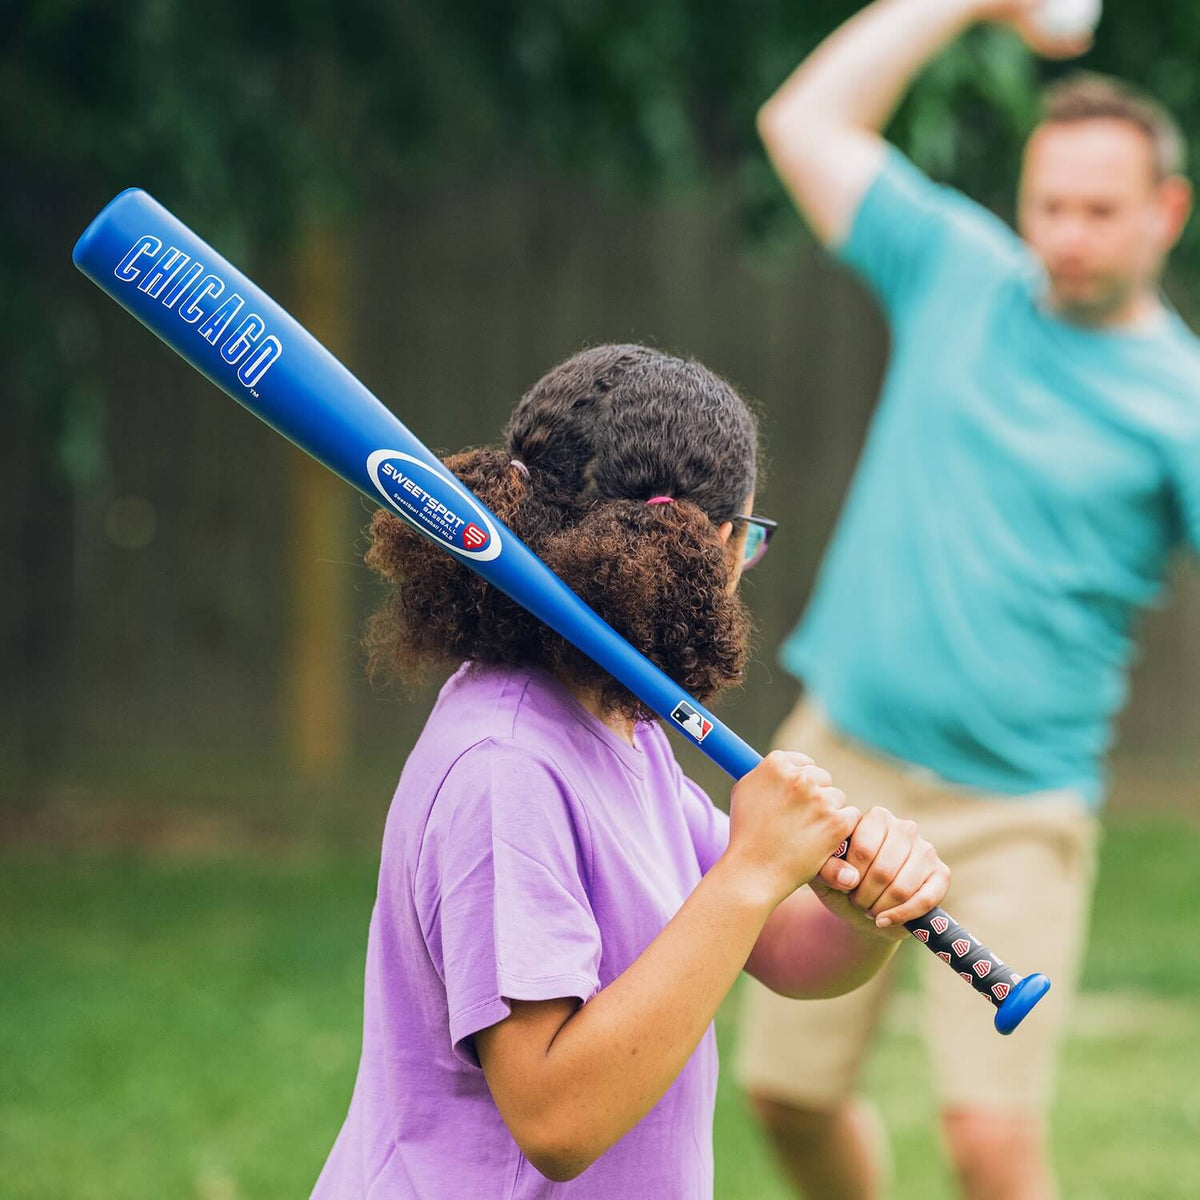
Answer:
[
  {"xmin": 391, "ymin": 665, "xmax": 612, "ymax": 838},
  {"xmin": 421, "ymin": 663, "xmax": 610, "ymax": 761}
]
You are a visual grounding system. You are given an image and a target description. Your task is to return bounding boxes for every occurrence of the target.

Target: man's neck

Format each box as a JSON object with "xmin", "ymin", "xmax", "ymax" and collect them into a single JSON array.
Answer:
[{"xmin": 1047, "ymin": 288, "xmax": 1167, "ymax": 332}]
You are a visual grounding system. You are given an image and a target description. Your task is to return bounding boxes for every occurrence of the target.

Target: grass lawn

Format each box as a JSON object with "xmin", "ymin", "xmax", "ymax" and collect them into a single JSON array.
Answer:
[{"xmin": 2, "ymin": 815, "xmax": 1198, "ymax": 1198}]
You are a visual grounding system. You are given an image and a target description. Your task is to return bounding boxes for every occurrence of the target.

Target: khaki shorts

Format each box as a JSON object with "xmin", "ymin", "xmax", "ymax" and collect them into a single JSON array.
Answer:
[{"xmin": 734, "ymin": 698, "xmax": 1100, "ymax": 1114}]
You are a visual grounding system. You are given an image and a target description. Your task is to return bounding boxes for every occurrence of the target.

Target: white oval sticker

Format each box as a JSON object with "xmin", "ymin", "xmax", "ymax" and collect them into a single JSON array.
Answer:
[{"xmin": 367, "ymin": 450, "xmax": 502, "ymax": 562}]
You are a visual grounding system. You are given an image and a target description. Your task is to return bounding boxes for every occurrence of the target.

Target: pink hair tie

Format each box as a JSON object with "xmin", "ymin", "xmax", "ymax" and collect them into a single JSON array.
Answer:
[
  {"xmin": 646, "ymin": 496, "xmax": 674, "ymax": 505},
  {"xmin": 510, "ymin": 459, "xmax": 530, "ymax": 478}
]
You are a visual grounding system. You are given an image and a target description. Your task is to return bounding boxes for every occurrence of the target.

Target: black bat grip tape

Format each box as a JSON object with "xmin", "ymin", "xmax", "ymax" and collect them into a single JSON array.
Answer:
[
  {"xmin": 902, "ymin": 906, "xmax": 1020, "ymax": 1007},
  {"xmin": 832, "ymin": 840, "xmax": 1050, "ymax": 1033}
]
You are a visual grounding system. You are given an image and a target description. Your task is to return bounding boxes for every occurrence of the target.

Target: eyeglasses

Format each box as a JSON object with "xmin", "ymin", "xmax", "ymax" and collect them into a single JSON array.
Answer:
[{"xmin": 735, "ymin": 513, "xmax": 777, "ymax": 570}]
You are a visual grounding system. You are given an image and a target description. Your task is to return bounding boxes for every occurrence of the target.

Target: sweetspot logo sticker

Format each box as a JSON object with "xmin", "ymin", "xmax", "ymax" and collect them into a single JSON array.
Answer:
[{"xmin": 367, "ymin": 450, "xmax": 501, "ymax": 561}]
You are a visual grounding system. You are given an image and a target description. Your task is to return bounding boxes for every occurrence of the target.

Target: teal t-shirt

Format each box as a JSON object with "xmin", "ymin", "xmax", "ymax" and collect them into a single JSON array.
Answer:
[{"xmin": 782, "ymin": 150, "xmax": 1200, "ymax": 806}]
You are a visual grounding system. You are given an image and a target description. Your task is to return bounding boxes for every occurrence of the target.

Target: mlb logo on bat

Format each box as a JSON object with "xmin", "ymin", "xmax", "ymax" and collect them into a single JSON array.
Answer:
[
  {"xmin": 913, "ymin": 928, "xmax": 930, "ymax": 943},
  {"xmin": 973, "ymin": 959, "xmax": 993, "ymax": 977},
  {"xmin": 959, "ymin": 972, "xmax": 974, "ymax": 984},
  {"xmin": 952, "ymin": 937, "xmax": 971, "ymax": 957},
  {"xmin": 937, "ymin": 952, "xmax": 952, "ymax": 964},
  {"xmin": 670, "ymin": 701, "xmax": 713, "ymax": 742},
  {"xmin": 991, "ymin": 982, "xmax": 1011, "ymax": 1002},
  {"xmin": 463, "ymin": 524, "xmax": 489, "ymax": 550},
  {"xmin": 930, "ymin": 915, "xmax": 949, "ymax": 935}
]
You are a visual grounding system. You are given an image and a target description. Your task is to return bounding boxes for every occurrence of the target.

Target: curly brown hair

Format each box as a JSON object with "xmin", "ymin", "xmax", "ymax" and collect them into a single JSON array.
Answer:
[{"xmin": 364, "ymin": 344, "xmax": 759, "ymax": 719}]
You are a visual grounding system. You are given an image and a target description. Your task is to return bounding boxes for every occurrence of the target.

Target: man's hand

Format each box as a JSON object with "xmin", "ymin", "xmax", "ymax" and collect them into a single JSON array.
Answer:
[
  {"xmin": 810, "ymin": 806, "xmax": 951, "ymax": 941},
  {"xmin": 980, "ymin": 0, "xmax": 1095, "ymax": 58}
]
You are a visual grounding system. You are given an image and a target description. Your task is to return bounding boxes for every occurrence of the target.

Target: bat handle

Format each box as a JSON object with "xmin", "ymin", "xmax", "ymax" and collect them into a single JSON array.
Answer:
[
  {"xmin": 902, "ymin": 906, "xmax": 1051, "ymax": 1035},
  {"xmin": 831, "ymin": 841, "xmax": 1050, "ymax": 1034},
  {"xmin": 724, "ymin": 742, "xmax": 1052, "ymax": 1033}
]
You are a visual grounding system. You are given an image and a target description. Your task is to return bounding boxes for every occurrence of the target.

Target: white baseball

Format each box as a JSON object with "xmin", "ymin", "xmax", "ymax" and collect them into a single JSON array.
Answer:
[{"xmin": 1033, "ymin": 0, "xmax": 1102, "ymax": 39}]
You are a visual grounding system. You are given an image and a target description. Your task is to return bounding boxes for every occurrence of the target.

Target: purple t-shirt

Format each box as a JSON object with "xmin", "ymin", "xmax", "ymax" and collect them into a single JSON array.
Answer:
[{"xmin": 311, "ymin": 665, "xmax": 731, "ymax": 1199}]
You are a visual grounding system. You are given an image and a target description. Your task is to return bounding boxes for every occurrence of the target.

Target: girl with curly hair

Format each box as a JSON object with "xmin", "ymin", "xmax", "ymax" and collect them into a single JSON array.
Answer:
[{"xmin": 312, "ymin": 344, "xmax": 949, "ymax": 1198}]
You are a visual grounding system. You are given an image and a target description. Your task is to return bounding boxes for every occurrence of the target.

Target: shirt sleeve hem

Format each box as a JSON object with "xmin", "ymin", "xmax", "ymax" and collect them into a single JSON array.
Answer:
[
  {"xmin": 450, "ymin": 972, "xmax": 601, "ymax": 1068},
  {"xmin": 833, "ymin": 144, "xmax": 906, "ymax": 268}
]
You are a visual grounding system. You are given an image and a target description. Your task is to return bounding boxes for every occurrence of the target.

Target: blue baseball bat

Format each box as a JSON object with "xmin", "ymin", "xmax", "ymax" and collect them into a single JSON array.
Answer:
[{"xmin": 73, "ymin": 188, "xmax": 1049, "ymax": 1033}]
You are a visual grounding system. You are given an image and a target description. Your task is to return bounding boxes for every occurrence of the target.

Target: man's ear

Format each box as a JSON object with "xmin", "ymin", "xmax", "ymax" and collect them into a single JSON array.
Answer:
[{"xmin": 1159, "ymin": 175, "xmax": 1193, "ymax": 249}]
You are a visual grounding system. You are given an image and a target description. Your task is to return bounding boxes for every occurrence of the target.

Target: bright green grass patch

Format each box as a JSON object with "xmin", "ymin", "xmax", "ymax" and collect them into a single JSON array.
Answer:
[
  {"xmin": 2, "ymin": 816, "xmax": 1198, "ymax": 1198},
  {"xmin": 0, "ymin": 855, "xmax": 372, "ymax": 1200}
]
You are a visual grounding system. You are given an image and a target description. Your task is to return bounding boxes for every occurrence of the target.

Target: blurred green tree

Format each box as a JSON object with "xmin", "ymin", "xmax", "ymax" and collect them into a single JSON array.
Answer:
[{"xmin": 6, "ymin": 1, "xmax": 418, "ymax": 776}]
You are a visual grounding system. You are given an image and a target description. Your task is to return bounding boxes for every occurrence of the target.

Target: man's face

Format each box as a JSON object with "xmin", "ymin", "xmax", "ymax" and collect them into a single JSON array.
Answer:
[{"xmin": 1018, "ymin": 118, "xmax": 1187, "ymax": 321}]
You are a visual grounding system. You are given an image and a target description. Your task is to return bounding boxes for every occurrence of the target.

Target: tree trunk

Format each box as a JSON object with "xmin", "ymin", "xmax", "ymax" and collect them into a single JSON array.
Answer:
[{"xmin": 283, "ymin": 222, "xmax": 353, "ymax": 781}]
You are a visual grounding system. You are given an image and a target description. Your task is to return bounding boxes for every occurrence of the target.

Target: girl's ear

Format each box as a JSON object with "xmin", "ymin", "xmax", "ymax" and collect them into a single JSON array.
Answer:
[{"xmin": 717, "ymin": 520, "xmax": 734, "ymax": 546}]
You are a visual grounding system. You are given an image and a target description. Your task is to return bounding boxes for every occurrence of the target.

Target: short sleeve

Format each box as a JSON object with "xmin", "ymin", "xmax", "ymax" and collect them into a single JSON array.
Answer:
[
  {"xmin": 838, "ymin": 146, "xmax": 1024, "ymax": 321},
  {"xmin": 678, "ymin": 777, "xmax": 730, "ymax": 877},
  {"xmin": 1168, "ymin": 431, "xmax": 1200, "ymax": 555},
  {"xmin": 414, "ymin": 739, "xmax": 602, "ymax": 1067}
]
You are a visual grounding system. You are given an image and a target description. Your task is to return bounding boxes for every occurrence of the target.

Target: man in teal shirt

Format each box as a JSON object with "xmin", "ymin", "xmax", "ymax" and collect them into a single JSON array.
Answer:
[
  {"xmin": 786, "ymin": 140, "xmax": 1200, "ymax": 805},
  {"xmin": 735, "ymin": 1, "xmax": 1198, "ymax": 1198}
]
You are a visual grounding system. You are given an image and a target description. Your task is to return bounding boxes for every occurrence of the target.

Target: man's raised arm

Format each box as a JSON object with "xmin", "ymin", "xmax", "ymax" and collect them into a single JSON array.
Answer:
[{"xmin": 757, "ymin": 0, "xmax": 1089, "ymax": 247}]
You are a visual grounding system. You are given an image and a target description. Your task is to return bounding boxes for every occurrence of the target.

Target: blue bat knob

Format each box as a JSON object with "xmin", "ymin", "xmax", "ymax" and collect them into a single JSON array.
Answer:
[{"xmin": 994, "ymin": 973, "xmax": 1051, "ymax": 1035}]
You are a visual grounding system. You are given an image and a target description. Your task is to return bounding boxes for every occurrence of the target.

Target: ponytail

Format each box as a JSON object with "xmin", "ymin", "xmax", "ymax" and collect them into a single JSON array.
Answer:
[{"xmin": 364, "ymin": 344, "xmax": 758, "ymax": 719}]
